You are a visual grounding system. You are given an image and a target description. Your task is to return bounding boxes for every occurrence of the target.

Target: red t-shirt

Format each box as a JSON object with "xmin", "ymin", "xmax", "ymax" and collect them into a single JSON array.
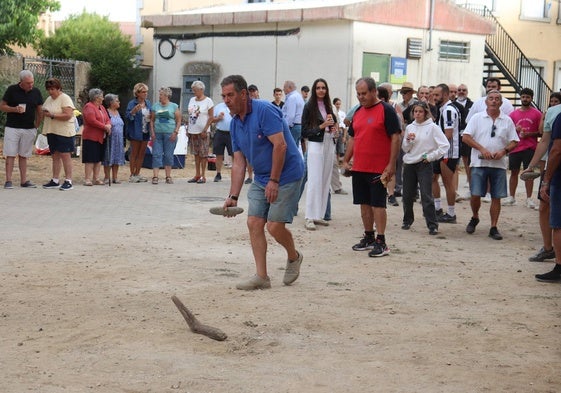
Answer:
[{"xmin": 349, "ymin": 101, "xmax": 401, "ymax": 173}]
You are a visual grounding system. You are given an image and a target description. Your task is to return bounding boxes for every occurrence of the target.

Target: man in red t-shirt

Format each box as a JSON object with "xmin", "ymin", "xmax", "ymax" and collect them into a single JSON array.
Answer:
[{"xmin": 342, "ymin": 77, "xmax": 401, "ymax": 257}]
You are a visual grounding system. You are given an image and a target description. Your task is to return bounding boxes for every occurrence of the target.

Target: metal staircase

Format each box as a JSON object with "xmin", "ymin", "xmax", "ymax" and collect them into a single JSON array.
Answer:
[{"xmin": 461, "ymin": 4, "xmax": 552, "ymax": 111}]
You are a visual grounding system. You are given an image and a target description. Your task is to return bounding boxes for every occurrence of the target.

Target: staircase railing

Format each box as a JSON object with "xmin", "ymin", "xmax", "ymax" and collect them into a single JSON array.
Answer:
[{"xmin": 461, "ymin": 4, "xmax": 552, "ymax": 111}]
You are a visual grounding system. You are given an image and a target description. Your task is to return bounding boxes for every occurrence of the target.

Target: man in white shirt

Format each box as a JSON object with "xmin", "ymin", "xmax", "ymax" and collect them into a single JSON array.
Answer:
[
  {"xmin": 462, "ymin": 90, "xmax": 519, "ymax": 241},
  {"xmin": 466, "ymin": 77, "xmax": 514, "ymax": 123}
]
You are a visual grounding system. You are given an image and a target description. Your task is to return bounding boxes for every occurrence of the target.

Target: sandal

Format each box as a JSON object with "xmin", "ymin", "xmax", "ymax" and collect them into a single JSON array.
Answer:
[
  {"xmin": 152, "ymin": 177, "xmax": 159, "ymax": 185},
  {"xmin": 94, "ymin": 179, "xmax": 105, "ymax": 185},
  {"xmin": 187, "ymin": 176, "xmax": 200, "ymax": 183},
  {"xmin": 84, "ymin": 180, "xmax": 93, "ymax": 186},
  {"xmin": 165, "ymin": 176, "xmax": 173, "ymax": 184}
]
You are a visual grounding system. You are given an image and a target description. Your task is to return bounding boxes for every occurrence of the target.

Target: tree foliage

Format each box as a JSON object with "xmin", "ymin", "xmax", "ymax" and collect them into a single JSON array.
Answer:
[
  {"xmin": 37, "ymin": 13, "xmax": 147, "ymax": 99},
  {"xmin": 0, "ymin": 0, "xmax": 60, "ymax": 55}
]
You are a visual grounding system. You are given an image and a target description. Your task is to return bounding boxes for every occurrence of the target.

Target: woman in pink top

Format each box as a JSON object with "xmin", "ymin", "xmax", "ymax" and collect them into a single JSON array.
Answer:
[{"xmin": 82, "ymin": 88, "xmax": 111, "ymax": 186}]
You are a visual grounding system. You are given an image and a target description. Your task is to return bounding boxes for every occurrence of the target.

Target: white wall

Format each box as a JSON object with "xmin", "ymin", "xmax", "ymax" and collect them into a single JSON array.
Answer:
[{"xmin": 151, "ymin": 19, "xmax": 487, "ymax": 111}]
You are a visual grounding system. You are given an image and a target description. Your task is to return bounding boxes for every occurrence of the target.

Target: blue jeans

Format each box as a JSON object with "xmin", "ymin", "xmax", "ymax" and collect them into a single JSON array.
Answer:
[
  {"xmin": 152, "ymin": 133, "xmax": 177, "ymax": 168},
  {"xmin": 290, "ymin": 124, "xmax": 302, "ymax": 149}
]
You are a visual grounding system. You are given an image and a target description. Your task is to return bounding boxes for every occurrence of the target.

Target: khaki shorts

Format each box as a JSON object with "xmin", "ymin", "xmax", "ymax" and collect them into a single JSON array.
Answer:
[{"xmin": 3, "ymin": 127, "xmax": 37, "ymax": 157}]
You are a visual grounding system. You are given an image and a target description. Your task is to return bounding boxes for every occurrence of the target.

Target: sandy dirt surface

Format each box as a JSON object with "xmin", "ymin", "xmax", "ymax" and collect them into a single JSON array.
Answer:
[{"xmin": 0, "ymin": 151, "xmax": 560, "ymax": 393}]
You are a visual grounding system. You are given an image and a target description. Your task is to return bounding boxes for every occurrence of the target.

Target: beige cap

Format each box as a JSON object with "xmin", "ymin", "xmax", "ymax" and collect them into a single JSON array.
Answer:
[{"xmin": 399, "ymin": 82, "xmax": 416, "ymax": 93}]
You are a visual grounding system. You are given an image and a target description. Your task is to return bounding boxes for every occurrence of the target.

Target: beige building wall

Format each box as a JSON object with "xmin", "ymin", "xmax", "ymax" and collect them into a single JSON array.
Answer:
[{"xmin": 480, "ymin": 0, "xmax": 561, "ymax": 91}]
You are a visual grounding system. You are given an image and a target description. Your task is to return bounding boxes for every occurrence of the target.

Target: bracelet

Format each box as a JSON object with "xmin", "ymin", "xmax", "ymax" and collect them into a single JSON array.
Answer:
[
  {"xmin": 228, "ymin": 195, "xmax": 238, "ymax": 201},
  {"xmin": 541, "ymin": 182, "xmax": 549, "ymax": 186},
  {"xmin": 269, "ymin": 178, "xmax": 279, "ymax": 184}
]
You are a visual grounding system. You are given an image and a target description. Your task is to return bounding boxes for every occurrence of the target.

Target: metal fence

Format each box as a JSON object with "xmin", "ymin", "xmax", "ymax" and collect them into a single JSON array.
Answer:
[{"xmin": 23, "ymin": 57, "xmax": 77, "ymax": 102}]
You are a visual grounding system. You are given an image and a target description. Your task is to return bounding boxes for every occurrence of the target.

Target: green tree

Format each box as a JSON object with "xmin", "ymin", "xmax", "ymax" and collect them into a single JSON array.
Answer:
[
  {"xmin": 37, "ymin": 12, "xmax": 147, "ymax": 99},
  {"xmin": 0, "ymin": 0, "xmax": 60, "ymax": 55}
]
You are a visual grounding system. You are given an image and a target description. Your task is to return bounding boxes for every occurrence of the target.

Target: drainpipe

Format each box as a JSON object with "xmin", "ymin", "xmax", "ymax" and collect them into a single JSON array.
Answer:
[{"xmin": 428, "ymin": 0, "xmax": 435, "ymax": 51}]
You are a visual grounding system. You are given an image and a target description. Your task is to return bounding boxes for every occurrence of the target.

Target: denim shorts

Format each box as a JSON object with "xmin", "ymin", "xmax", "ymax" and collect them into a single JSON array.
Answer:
[
  {"xmin": 247, "ymin": 178, "xmax": 302, "ymax": 223},
  {"xmin": 549, "ymin": 184, "xmax": 561, "ymax": 229},
  {"xmin": 470, "ymin": 167, "xmax": 507, "ymax": 198}
]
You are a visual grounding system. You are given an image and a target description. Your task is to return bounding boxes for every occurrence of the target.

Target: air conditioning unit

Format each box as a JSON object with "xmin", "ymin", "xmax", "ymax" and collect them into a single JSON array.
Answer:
[{"xmin": 407, "ymin": 38, "xmax": 422, "ymax": 59}]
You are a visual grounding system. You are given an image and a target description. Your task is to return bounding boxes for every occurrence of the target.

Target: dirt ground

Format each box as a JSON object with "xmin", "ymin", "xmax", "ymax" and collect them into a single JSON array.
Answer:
[{"xmin": 0, "ymin": 148, "xmax": 560, "ymax": 393}]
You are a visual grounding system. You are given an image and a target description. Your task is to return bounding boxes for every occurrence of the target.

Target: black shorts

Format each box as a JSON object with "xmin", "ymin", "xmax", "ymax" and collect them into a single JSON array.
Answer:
[
  {"xmin": 82, "ymin": 139, "xmax": 105, "ymax": 163},
  {"xmin": 351, "ymin": 171, "xmax": 387, "ymax": 208},
  {"xmin": 212, "ymin": 130, "xmax": 233, "ymax": 156},
  {"xmin": 47, "ymin": 133, "xmax": 75, "ymax": 154},
  {"xmin": 508, "ymin": 149, "xmax": 534, "ymax": 171},
  {"xmin": 432, "ymin": 158, "xmax": 459, "ymax": 174},
  {"xmin": 460, "ymin": 135, "xmax": 472, "ymax": 157}
]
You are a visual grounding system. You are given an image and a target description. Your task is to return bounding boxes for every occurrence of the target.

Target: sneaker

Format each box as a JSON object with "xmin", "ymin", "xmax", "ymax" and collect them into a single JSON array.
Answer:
[
  {"xmin": 435, "ymin": 208, "xmax": 443, "ymax": 217},
  {"xmin": 488, "ymin": 227, "xmax": 503, "ymax": 240},
  {"xmin": 236, "ymin": 275, "xmax": 271, "ymax": 290},
  {"xmin": 20, "ymin": 180, "xmax": 36, "ymax": 188},
  {"xmin": 525, "ymin": 198, "xmax": 537, "ymax": 209},
  {"xmin": 129, "ymin": 175, "xmax": 140, "ymax": 183},
  {"xmin": 4, "ymin": 181, "xmax": 13, "ymax": 189},
  {"xmin": 137, "ymin": 176, "xmax": 148, "ymax": 183},
  {"xmin": 214, "ymin": 173, "xmax": 222, "ymax": 182},
  {"xmin": 334, "ymin": 189, "xmax": 348, "ymax": 195},
  {"xmin": 401, "ymin": 222, "xmax": 412, "ymax": 230},
  {"xmin": 535, "ymin": 267, "xmax": 561, "ymax": 283},
  {"xmin": 368, "ymin": 239, "xmax": 390, "ymax": 257},
  {"xmin": 502, "ymin": 196, "xmax": 516, "ymax": 206},
  {"xmin": 528, "ymin": 247, "xmax": 555, "ymax": 262},
  {"xmin": 283, "ymin": 251, "xmax": 303, "ymax": 285},
  {"xmin": 429, "ymin": 227, "xmax": 439, "ymax": 236},
  {"xmin": 388, "ymin": 194, "xmax": 399, "ymax": 206},
  {"xmin": 43, "ymin": 179, "xmax": 60, "ymax": 189},
  {"xmin": 305, "ymin": 219, "xmax": 316, "ymax": 231},
  {"xmin": 187, "ymin": 176, "xmax": 200, "ymax": 183},
  {"xmin": 196, "ymin": 177, "xmax": 206, "ymax": 184},
  {"xmin": 482, "ymin": 193, "xmax": 492, "ymax": 203},
  {"xmin": 466, "ymin": 217, "xmax": 479, "ymax": 234},
  {"xmin": 352, "ymin": 234, "xmax": 376, "ymax": 251},
  {"xmin": 313, "ymin": 219, "xmax": 329, "ymax": 226},
  {"xmin": 59, "ymin": 180, "xmax": 73, "ymax": 191},
  {"xmin": 438, "ymin": 213, "xmax": 457, "ymax": 223},
  {"xmin": 244, "ymin": 177, "xmax": 253, "ymax": 184}
]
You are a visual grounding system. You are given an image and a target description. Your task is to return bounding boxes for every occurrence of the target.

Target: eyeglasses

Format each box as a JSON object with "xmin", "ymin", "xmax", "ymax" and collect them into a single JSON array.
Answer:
[
  {"xmin": 458, "ymin": 89, "xmax": 467, "ymax": 92},
  {"xmin": 491, "ymin": 124, "xmax": 496, "ymax": 137}
]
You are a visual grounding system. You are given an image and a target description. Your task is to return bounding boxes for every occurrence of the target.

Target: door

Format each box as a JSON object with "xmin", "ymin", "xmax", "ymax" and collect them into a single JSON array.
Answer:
[{"xmin": 182, "ymin": 75, "xmax": 211, "ymax": 114}]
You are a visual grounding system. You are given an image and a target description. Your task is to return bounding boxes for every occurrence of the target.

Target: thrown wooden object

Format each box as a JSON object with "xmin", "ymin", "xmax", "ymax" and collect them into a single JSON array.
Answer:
[{"xmin": 171, "ymin": 295, "xmax": 228, "ymax": 341}]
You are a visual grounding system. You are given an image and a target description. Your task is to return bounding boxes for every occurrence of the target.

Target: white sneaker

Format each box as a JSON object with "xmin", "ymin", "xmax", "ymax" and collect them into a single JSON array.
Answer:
[
  {"xmin": 525, "ymin": 198, "xmax": 537, "ymax": 209},
  {"xmin": 501, "ymin": 196, "xmax": 516, "ymax": 206},
  {"xmin": 305, "ymin": 219, "xmax": 316, "ymax": 231},
  {"xmin": 482, "ymin": 193, "xmax": 492, "ymax": 203}
]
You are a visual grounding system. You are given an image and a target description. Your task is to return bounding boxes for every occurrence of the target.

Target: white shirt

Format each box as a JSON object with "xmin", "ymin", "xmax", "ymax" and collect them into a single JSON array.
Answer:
[
  {"xmin": 466, "ymin": 95, "xmax": 514, "ymax": 124},
  {"xmin": 463, "ymin": 111, "xmax": 519, "ymax": 169},
  {"xmin": 402, "ymin": 119, "xmax": 450, "ymax": 164},
  {"xmin": 187, "ymin": 96, "xmax": 213, "ymax": 134}
]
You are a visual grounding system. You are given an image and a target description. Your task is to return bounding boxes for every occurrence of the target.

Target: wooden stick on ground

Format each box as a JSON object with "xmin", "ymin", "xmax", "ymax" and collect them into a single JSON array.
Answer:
[{"xmin": 171, "ymin": 295, "xmax": 228, "ymax": 341}]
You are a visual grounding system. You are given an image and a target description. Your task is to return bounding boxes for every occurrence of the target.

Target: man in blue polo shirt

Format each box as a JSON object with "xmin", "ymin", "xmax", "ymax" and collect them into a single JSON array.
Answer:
[{"xmin": 220, "ymin": 74, "xmax": 304, "ymax": 290}]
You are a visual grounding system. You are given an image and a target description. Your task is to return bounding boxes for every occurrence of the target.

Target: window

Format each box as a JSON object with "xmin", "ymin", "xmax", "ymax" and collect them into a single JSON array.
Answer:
[
  {"xmin": 439, "ymin": 40, "xmax": 470, "ymax": 62},
  {"xmin": 520, "ymin": 0, "xmax": 550, "ymax": 20}
]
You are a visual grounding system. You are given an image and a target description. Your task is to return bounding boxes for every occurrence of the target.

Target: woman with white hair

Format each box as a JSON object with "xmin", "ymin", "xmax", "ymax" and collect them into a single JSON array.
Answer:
[
  {"xmin": 82, "ymin": 88, "xmax": 111, "ymax": 186},
  {"xmin": 187, "ymin": 80, "xmax": 214, "ymax": 183},
  {"xmin": 150, "ymin": 86, "xmax": 181, "ymax": 184},
  {"xmin": 102, "ymin": 94, "xmax": 125, "ymax": 184}
]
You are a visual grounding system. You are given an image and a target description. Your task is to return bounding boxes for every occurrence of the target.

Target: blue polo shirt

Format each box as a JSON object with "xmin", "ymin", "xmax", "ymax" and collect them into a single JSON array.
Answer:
[{"xmin": 230, "ymin": 99, "xmax": 304, "ymax": 186}]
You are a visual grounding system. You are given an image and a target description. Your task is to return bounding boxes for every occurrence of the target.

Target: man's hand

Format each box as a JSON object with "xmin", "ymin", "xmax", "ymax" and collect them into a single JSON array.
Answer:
[{"xmin": 265, "ymin": 181, "xmax": 279, "ymax": 203}]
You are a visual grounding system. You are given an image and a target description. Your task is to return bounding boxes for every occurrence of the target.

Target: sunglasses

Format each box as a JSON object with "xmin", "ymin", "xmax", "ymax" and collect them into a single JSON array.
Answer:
[{"xmin": 491, "ymin": 124, "xmax": 496, "ymax": 137}]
